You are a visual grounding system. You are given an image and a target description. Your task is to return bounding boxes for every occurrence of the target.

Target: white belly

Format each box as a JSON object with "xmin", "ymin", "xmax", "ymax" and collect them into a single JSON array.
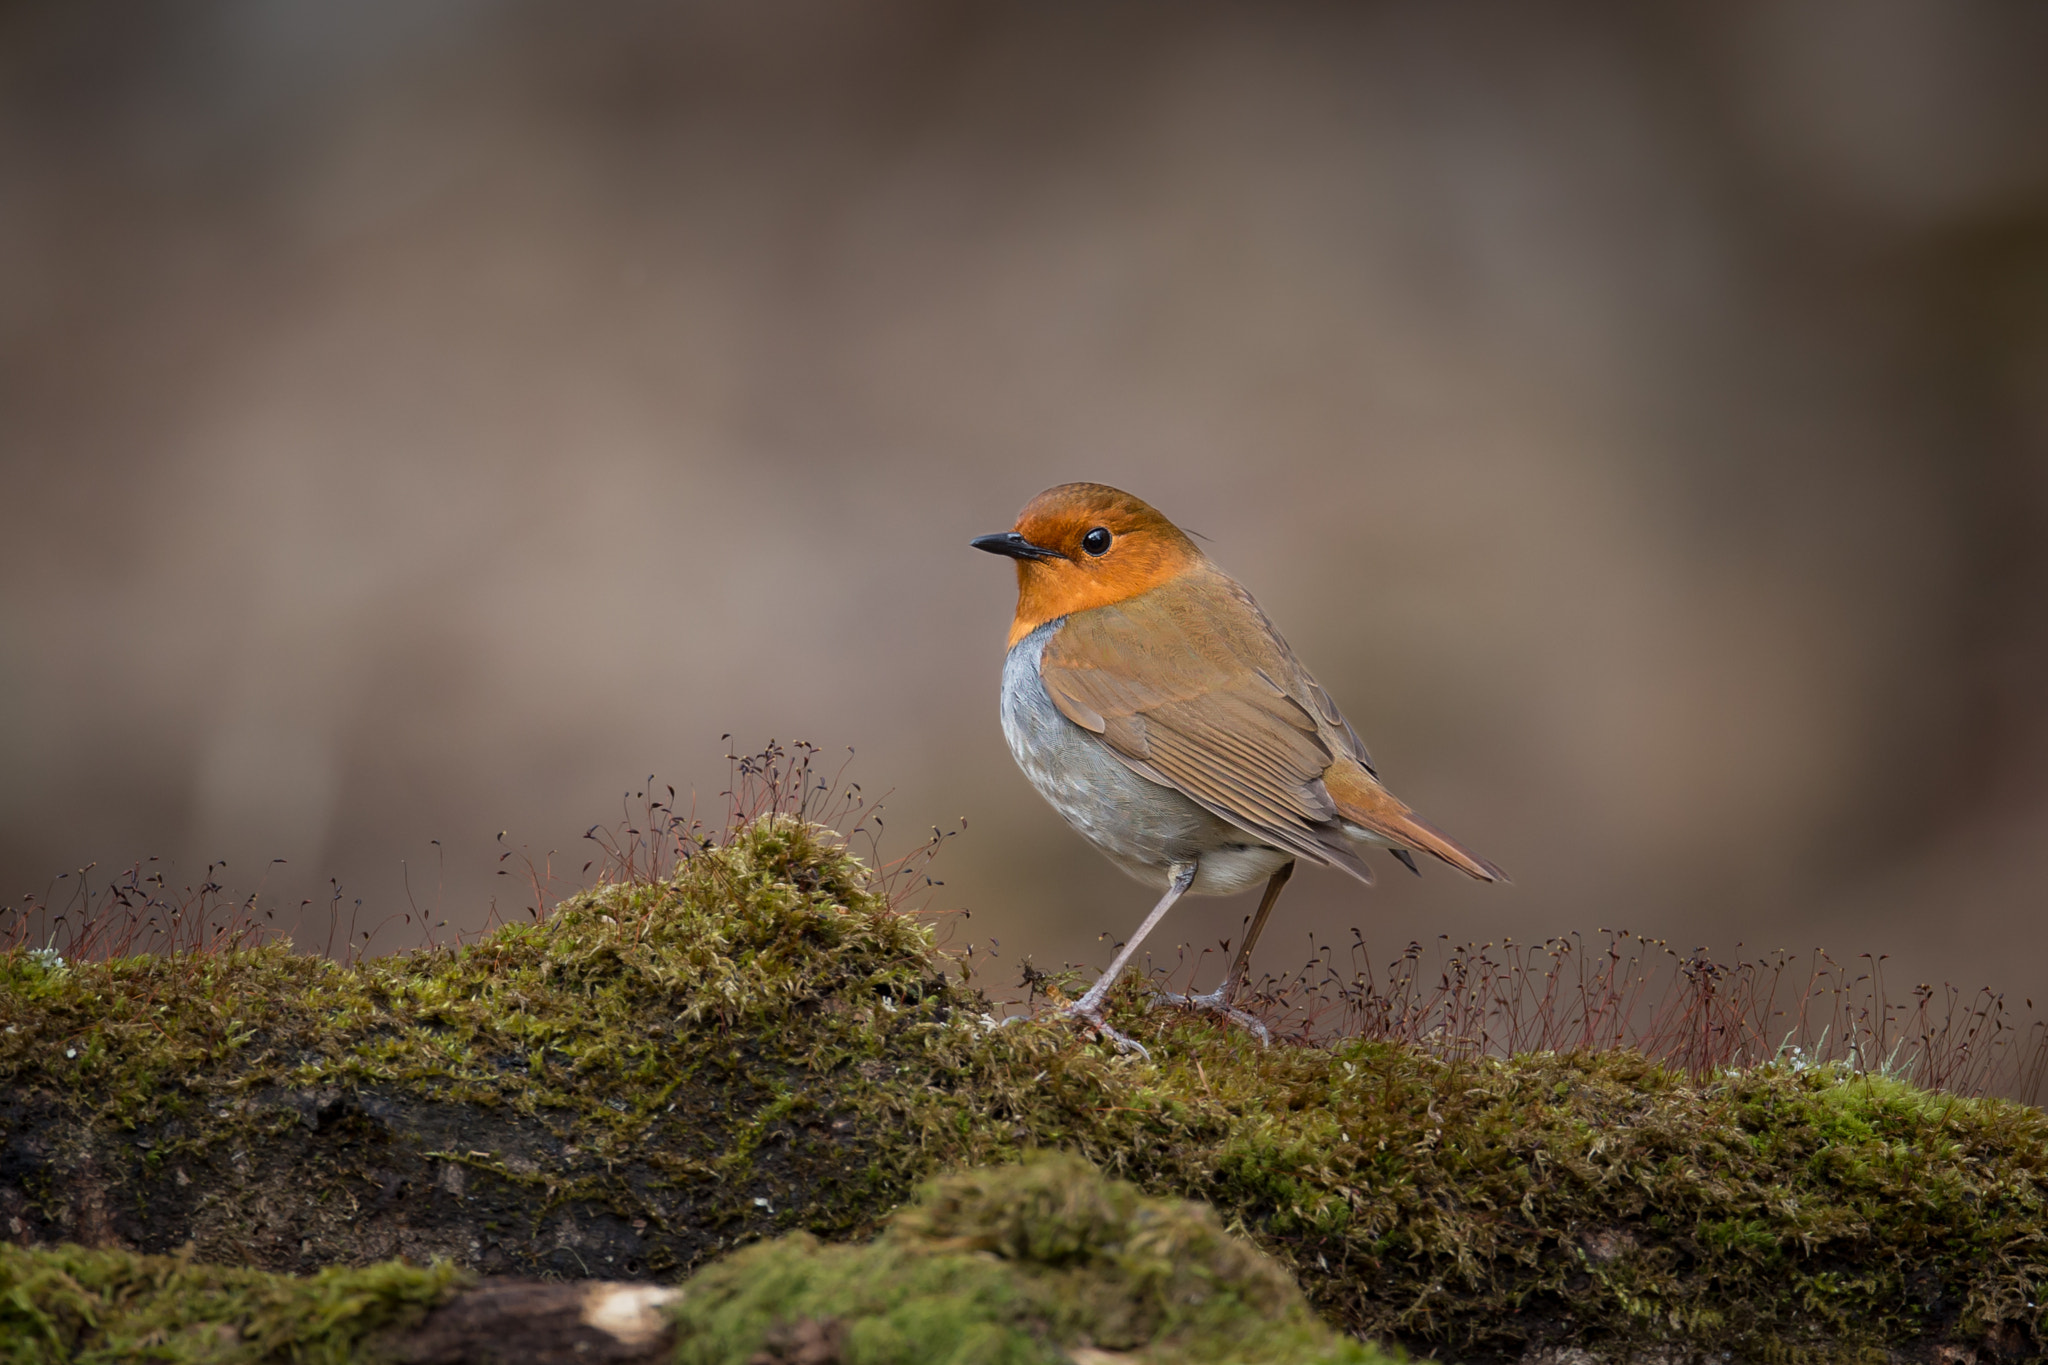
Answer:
[{"xmin": 999, "ymin": 624, "xmax": 1293, "ymax": 896}]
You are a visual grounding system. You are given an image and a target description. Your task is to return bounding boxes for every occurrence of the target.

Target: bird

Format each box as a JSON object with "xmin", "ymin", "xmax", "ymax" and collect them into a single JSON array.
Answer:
[{"xmin": 972, "ymin": 482, "xmax": 1502, "ymax": 1052}]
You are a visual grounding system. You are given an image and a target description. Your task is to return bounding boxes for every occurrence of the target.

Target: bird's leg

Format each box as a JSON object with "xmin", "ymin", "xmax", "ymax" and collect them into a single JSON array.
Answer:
[
  {"xmin": 1053, "ymin": 861, "xmax": 1198, "ymax": 1056},
  {"xmin": 1155, "ymin": 860, "xmax": 1294, "ymax": 1045},
  {"xmin": 1218, "ymin": 859, "xmax": 1294, "ymax": 1000}
]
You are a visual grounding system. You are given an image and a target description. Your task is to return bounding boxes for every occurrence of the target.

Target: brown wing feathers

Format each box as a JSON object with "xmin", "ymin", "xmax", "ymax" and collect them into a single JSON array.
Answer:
[
  {"xmin": 1039, "ymin": 571, "xmax": 1501, "ymax": 884},
  {"xmin": 1322, "ymin": 760, "xmax": 1505, "ymax": 882}
]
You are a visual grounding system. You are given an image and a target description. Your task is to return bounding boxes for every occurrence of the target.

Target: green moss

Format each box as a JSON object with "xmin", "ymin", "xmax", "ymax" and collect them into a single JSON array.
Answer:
[
  {"xmin": 4, "ymin": 814, "xmax": 2046, "ymax": 1361},
  {"xmin": 906, "ymin": 1018, "xmax": 2048, "ymax": 1360},
  {"xmin": 1, "ymin": 817, "xmax": 953, "ymax": 1274},
  {"xmin": 0, "ymin": 817, "xmax": 936, "ymax": 1138},
  {"xmin": 0, "ymin": 1242, "xmax": 464, "ymax": 1364},
  {"xmin": 670, "ymin": 1153, "xmax": 1396, "ymax": 1364},
  {"xmin": 0, "ymin": 1161, "xmax": 1386, "ymax": 1364}
]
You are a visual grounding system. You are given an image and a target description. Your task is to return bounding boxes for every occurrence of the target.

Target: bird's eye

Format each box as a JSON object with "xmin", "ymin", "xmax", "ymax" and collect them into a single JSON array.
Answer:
[{"xmin": 1082, "ymin": 527, "xmax": 1112, "ymax": 556}]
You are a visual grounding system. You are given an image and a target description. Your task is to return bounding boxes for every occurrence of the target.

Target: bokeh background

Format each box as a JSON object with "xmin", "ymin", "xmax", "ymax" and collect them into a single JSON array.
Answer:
[{"xmin": 5, "ymin": 2, "xmax": 2047, "ymax": 1006}]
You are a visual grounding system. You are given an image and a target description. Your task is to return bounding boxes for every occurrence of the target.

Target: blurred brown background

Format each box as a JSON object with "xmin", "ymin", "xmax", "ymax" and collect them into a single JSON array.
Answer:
[{"xmin": 4, "ymin": 2, "xmax": 2047, "ymax": 1004}]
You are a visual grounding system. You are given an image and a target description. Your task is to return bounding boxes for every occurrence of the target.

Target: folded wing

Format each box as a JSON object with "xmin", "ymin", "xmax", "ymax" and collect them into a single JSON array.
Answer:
[{"xmin": 1039, "ymin": 569, "xmax": 1501, "ymax": 883}]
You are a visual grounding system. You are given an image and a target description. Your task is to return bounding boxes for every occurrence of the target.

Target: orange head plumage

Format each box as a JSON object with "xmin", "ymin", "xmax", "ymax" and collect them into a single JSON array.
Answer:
[{"xmin": 970, "ymin": 483, "xmax": 1206, "ymax": 646}]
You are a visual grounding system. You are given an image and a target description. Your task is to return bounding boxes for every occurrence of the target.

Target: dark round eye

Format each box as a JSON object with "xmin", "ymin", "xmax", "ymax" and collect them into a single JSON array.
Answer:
[{"xmin": 1082, "ymin": 527, "xmax": 1112, "ymax": 556}]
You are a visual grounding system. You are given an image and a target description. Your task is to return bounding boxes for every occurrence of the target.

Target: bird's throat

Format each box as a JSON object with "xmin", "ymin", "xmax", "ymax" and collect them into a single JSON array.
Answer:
[{"xmin": 1007, "ymin": 541, "xmax": 1204, "ymax": 646}]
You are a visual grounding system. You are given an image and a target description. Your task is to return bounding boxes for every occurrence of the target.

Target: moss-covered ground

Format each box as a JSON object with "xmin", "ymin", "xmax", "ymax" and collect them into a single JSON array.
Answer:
[
  {"xmin": 0, "ymin": 1158, "xmax": 1390, "ymax": 1364},
  {"xmin": 0, "ymin": 1243, "xmax": 461, "ymax": 1364},
  {"xmin": 4, "ymin": 815, "xmax": 2047, "ymax": 1362}
]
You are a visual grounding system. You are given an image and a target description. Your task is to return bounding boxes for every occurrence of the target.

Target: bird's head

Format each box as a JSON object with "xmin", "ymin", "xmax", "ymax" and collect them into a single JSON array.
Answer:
[{"xmin": 972, "ymin": 482, "xmax": 1205, "ymax": 644}]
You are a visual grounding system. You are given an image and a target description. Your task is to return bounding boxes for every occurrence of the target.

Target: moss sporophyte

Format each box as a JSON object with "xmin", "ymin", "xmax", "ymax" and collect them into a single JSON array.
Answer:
[{"xmin": 2, "ymin": 816, "xmax": 2045, "ymax": 1362}]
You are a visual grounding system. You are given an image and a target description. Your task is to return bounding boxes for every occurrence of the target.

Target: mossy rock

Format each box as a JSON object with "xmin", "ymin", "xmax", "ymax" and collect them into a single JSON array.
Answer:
[
  {"xmin": 0, "ymin": 1158, "xmax": 1390, "ymax": 1363},
  {"xmin": 3, "ymin": 815, "xmax": 2046, "ymax": 1362}
]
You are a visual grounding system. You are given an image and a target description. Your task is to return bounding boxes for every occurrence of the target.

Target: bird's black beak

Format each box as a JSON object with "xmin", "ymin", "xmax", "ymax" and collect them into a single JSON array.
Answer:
[{"xmin": 970, "ymin": 531, "xmax": 1064, "ymax": 562}]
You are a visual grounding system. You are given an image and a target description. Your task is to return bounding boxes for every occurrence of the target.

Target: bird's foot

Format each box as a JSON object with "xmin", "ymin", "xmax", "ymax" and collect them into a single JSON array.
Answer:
[
  {"xmin": 1152, "ymin": 985, "xmax": 1272, "ymax": 1046},
  {"xmin": 1047, "ymin": 1000, "xmax": 1152, "ymax": 1058},
  {"xmin": 992, "ymin": 998, "xmax": 1152, "ymax": 1056}
]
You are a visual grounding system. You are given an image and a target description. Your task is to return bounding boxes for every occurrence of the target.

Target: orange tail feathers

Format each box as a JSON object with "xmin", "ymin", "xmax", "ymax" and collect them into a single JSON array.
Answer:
[{"xmin": 1325, "ymin": 762, "xmax": 1506, "ymax": 883}]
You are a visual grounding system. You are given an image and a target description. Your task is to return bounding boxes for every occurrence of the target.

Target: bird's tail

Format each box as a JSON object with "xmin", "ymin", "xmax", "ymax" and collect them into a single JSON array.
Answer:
[{"xmin": 1324, "ymin": 762, "xmax": 1506, "ymax": 882}]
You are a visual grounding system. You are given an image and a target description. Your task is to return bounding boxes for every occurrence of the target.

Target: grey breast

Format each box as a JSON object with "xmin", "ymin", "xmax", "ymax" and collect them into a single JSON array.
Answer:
[{"xmin": 999, "ymin": 622, "xmax": 1291, "ymax": 896}]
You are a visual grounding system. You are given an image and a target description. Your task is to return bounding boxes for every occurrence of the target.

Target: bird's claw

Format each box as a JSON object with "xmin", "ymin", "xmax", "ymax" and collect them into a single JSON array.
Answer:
[
  {"xmin": 995, "ymin": 1000, "xmax": 1153, "ymax": 1057},
  {"xmin": 1051, "ymin": 1001, "xmax": 1151, "ymax": 1058},
  {"xmin": 1153, "ymin": 986, "xmax": 1273, "ymax": 1046}
]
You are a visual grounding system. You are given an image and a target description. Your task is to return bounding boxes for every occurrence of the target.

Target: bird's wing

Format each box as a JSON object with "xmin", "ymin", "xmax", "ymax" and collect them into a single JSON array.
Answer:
[{"xmin": 1037, "ymin": 575, "xmax": 1377, "ymax": 880}]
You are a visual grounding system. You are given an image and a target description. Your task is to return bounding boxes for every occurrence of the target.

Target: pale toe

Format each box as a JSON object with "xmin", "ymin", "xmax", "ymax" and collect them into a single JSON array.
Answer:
[
  {"xmin": 1152, "ymin": 986, "xmax": 1272, "ymax": 1046},
  {"xmin": 1052, "ymin": 1001, "xmax": 1152, "ymax": 1058}
]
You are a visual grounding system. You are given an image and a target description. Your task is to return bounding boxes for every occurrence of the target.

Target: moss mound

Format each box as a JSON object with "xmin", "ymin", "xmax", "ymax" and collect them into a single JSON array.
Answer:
[
  {"xmin": 0, "ymin": 1243, "xmax": 463, "ymax": 1364},
  {"xmin": 0, "ymin": 818, "xmax": 948, "ymax": 1279},
  {"xmin": 671, "ymin": 1154, "xmax": 1393, "ymax": 1364},
  {"xmin": 4, "ymin": 815, "xmax": 2047, "ymax": 1362}
]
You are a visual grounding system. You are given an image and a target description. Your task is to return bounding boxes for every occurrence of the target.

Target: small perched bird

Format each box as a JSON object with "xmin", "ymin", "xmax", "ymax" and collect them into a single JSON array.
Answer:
[{"xmin": 973, "ymin": 482, "xmax": 1502, "ymax": 1051}]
